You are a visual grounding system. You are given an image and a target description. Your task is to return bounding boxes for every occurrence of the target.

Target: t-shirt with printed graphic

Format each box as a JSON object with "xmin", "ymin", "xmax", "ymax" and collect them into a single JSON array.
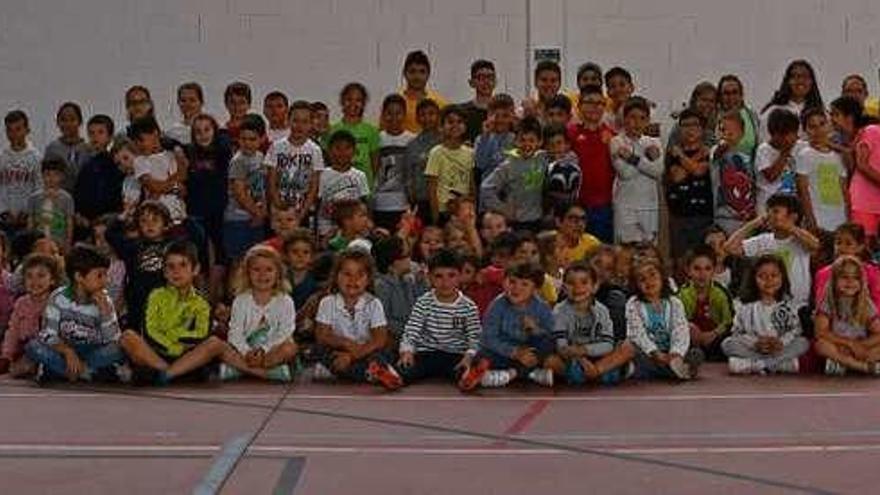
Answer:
[
  {"xmin": 328, "ymin": 121, "xmax": 380, "ymax": 189},
  {"xmin": 795, "ymin": 145, "xmax": 847, "ymax": 231},
  {"xmin": 711, "ymin": 145, "xmax": 756, "ymax": 227},
  {"xmin": 264, "ymin": 138, "xmax": 324, "ymax": 212},
  {"xmin": 424, "ymin": 144, "xmax": 474, "ymax": 214},
  {"xmin": 225, "ymin": 150, "xmax": 267, "ymax": 222},
  {"xmin": 742, "ymin": 233, "xmax": 811, "ymax": 307},
  {"xmin": 755, "ymin": 141, "xmax": 806, "ymax": 214},
  {"xmin": 373, "ymin": 131, "xmax": 415, "ymax": 212},
  {"xmin": 316, "ymin": 167, "xmax": 370, "ymax": 236},
  {"xmin": 27, "ymin": 189, "xmax": 73, "ymax": 248}
]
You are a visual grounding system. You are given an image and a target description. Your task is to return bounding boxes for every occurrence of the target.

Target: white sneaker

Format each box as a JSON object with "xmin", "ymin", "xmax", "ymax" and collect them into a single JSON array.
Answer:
[
  {"xmin": 824, "ymin": 359, "xmax": 847, "ymax": 376},
  {"xmin": 480, "ymin": 370, "xmax": 513, "ymax": 387},
  {"xmin": 114, "ymin": 363, "xmax": 133, "ymax": 384},
  {"xmin": 669, "ymin": 356, "xmax": 692, "ymax": 380},
  {"xmin": 311, "ymin": 363, "xmax": 335, "ymax": 381},
  {"xmin": 528, "ymin": 368, "xmax": 554, "ymax": 387},
  {"xmin": 773, "ymin": 358, "xmax": 799, "ymax": 374},
  {"xmin": 728, "ymin": 357, "xmax": 759, "ymax": 375}
]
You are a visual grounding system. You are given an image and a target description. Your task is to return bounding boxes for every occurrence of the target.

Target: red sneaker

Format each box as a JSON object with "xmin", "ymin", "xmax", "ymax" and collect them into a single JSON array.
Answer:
[
  {"xmin": 457, "ymin": 358, "xmax": 490, "ymax": 391},
  {"xmin": 367, "ymin": 361, "xmax": 403, "ymax": 390}
]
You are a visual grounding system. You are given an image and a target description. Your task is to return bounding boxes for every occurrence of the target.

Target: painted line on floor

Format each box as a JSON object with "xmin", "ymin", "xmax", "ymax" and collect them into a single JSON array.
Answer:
[
  {"xmin": 5, "ymin": 443, "xmax": 880, "ymax": 456},
  {"xmin": 273, "ymin": 457, "xmax": 307, "ymax": 495},
  {"xmin": 193, "ymin": 435, "xmax": 252, "ymax": 495}
]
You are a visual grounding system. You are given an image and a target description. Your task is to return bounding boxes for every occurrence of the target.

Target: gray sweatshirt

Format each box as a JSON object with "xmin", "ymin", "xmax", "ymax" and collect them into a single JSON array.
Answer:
[
  {"xmin": 553, "ymin": 299, "xmax": 616, "ymax": 357},
  {"xmin": 480, "ymin": 149, "xmax": 546, "ymax": 223},
  {"xmin": 0, "ymin": 143, "xmax": 42, "ymax": 215}
]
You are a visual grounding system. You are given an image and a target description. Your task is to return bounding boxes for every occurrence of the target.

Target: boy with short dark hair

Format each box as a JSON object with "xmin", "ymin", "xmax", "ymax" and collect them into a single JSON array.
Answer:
[
  {"xmin": 479, "ymin": 262, "xmax": 557, "ymax": 387},
  {"xmin": 398, "ymin": 249, "xmax": 488, "ymax": 390},
  {"xmin": 374, "ymin": 94, "xmax": 415, "ymax": 230},
  {"xmin": 373, "ymin": 235, "xmax": 426, "ymax": 341},
  {"xmin": 328, "ymin": 199, "xmax": 371, "ymax": 252},
  {"xmin": 568, "ymin": 85, "xmax": 615, "ymax": 243},
  {"xmin": 222, "ymin": 81, "xmax": 253, "ymax": 147},
  {"xmin": 263, "ymin": 90, "xmax": 291, "ymax": 143},
  {"xmin": 107, "ymin": 200, "xmax": 177, "ymax": 334},
  {"xmin": 677, "ymin": 246, "xmax": 734, "ymax": 360},
  {"xmin": 28, "ymin": 157, "xmax": 74, "ymax": 250},
  {"xmin": 756, "ymin": 108, "xmax": 802, "ymax": 214},
  {"xmin": 481, "ymin": 116, "xmax": 546, "ymax": 231},
  {"xmin": 1, "ymin": 110, "xmax": 41, "ymax": 234},
  {"xmin": 546, "ymin": 94, "xmax": 573, "ymax": 127},
  {"xmin": 523, "ymin": 60, "xmax": 572, "ymax": 122},
  {"xmin": 166, "ymin": 82, "xmax": 204, "ymax": 145},
  {"xmin": 604, "ymin": 67, "xmax": 635, "ymax": 131},
  {"xmin": 725, "ymin": 193, "xmax": 819, "ymax": 308},
  {"xmin": 552, "ymin": 263, "xmax": 635, "ymax": 384},
  {"xmin": 405, "ymin": 98, "xmax": 442, "ymax": 223},
  {"xmin": 262, "ymin": 202, "xmax": 302, "ymax": 253},
  {"xmin": 25, "ymin": 245, "xmax": 127, "ymax": 383},
  {"xmin": 224, "ymin": 114, "xmax": 269, "ymax": 260},
  {"xmin": 283, "ymin": 228, "xmax": 318, "ymax": 309},
  {"xmin": 460, "ymin": 59, "xmax": 496, "ymax": 143},
  {"xmin": 543, "ymin": 123, "xmax": 582, "ymax": 216},
  {"xmin": 75, "ymin": 115, "xmax": 124, "ymax": 226},
  {"xmin": 400, "ymin": 50, "xmax": 447, "ymax": 133},
  {"xmin": 130, "ymin": 116, "xmax": 187, "ymax": 224},
  {"xmin": 119, "ymin": 240, "xmax": 227, "ymax": 384},
  {"xmin": 266, "ymin": 100, "xmax": 324, "ymax": 223},
  {"xmin": 474, "ymin": 93, "xmax": 516, "ymax": 192},
  {"xmin": 309, "ymin": 101, "xmax": 330, "ymax": 145},
  {"xmin": 317, "ymin": 130, "xmax": 369, "ymax": 240},
  {"xmin": 666, "ymin": 108, "xmax": 713, "ymax": 257}
]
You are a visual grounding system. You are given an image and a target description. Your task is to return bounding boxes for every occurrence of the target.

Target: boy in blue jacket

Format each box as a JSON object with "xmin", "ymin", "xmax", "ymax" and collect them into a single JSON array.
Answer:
[{"xmin": 479, "ymin": 262, "xmax": 557, "ymax": 387}]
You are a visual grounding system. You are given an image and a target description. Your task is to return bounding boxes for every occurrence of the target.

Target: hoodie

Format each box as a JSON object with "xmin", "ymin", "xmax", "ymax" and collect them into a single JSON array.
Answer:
[{"xmin": 480, "ymin": 149, "xmax": 547, "ymax": 223}]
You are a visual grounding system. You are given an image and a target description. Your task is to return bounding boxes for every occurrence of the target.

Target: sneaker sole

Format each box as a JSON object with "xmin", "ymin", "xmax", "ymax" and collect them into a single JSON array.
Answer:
[
  {"xmin": 458, "ymin": 358, "xmax": 490, "ymax": 391},
  {"xmin": 368, "ymin": 362, "xmax": 403, "ymax": 390}
]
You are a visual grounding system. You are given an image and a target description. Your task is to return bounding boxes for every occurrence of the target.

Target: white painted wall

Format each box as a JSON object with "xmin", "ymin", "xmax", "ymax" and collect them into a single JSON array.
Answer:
[{"xmin": 0, "ymin": 0, "xmax": 878, "ymax": 147}]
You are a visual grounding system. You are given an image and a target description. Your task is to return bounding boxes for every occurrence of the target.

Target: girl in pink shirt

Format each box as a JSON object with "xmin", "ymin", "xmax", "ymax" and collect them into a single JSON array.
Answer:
[
  {"xmin": 831, "ymin": 96, "xmax": 880, "ymax": 239},
  {"xmin": 814, "ymin": 223, "xmax": 880, "ymax": 311},
  {"xmin": 0, "ymin": 254, "xmax": 62, "ymax": 377}
]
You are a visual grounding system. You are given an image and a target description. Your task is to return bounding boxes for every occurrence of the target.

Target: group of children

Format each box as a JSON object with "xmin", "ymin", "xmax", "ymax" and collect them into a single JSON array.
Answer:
[{"xmin": 1, "ymin": 51, "xmax": 880, "ymax": 390}]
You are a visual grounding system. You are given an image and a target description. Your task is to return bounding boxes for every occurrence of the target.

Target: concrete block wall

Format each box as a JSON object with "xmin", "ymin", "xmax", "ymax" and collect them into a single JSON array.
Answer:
[{"xmin": 0, "ymin": 0, "xmax": 877, "ymax": 147}]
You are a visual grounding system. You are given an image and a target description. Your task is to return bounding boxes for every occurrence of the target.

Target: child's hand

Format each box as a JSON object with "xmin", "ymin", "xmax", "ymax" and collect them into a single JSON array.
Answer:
[
  {"xmin": 513, "ymin": 347, "xmax": 538, "ymax": 368},
  {"xmin": 650, "ymin": 351, "xmax": 671, "ymax": 365},
  {"xmin": 331, "ymin": 352, "xmax": 353, "ymax": 373},
  {"xmin": 398, "ymin": 351, "xmax": 415, "ymax": 369},
  {"xmin": 64, "ymin": 351, "xmax": 85, "ymax": 382},
  {"xmin": 850, "ymin": 341, "xmax": 869, "ymax": 361},
  {"xmin": 245, "ymin": 349, "xmax": 265, "ymax": 368},
  {"xmin": 94, "ymin": 290, "xmax": 114, "ymax": 317},
  {"xmin": 617, "ymin": 144, "xmax": 634, "ymax": 160},
  {"xmin": 645, "ymin": 145, "xmax": 661, "ymax": 161},
  {"xmin": 669, "ymin": 165, "xmax": 688, "ymax": 183},
  {"xmin": 455, "ymin": 354, "xmax": 473, "ymax": 371}
]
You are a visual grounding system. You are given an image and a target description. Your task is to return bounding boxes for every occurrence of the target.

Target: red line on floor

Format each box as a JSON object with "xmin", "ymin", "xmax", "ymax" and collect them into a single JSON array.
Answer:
[{"xmin": 495, "ymin": 399, "xmax": 551, "ymax": 446}]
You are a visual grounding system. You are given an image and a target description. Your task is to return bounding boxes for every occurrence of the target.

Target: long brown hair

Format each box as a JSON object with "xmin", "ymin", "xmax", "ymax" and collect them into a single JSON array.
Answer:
[{"xmin": 826, "ymin": 255, "xmax": 871, "ymax": 327}]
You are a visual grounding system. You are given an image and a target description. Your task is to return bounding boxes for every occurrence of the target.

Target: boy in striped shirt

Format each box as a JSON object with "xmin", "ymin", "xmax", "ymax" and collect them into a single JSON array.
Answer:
[
  {"xmin": 25, "ymin": 245, "xmax": 128, "ymax": 384},
  {"xmin": 398, "ymin": 249, "xmax": 489, "ymax": 390}
]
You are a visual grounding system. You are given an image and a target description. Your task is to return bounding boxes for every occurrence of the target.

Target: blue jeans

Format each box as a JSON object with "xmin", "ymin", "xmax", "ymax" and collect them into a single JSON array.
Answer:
[
  {"xmin": 586, "ymin": 205, "xmax": 614, "ymax": 244},
  {"xmin": 482, "ymin": 334, "xmax": 555, "ymax": 375},
  {"xmin": 25, "ymin": 340, "xmax": 126, "ymax": 379},
  {"xmin": 223, "ymin": 220, "xmax": 266, "ymax": 261}
]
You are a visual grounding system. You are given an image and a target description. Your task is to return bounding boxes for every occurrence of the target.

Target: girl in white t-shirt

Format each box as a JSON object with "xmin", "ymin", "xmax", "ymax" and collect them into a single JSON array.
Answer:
[
  {"xmin": 220, "ymin": 245, "xmax": 298, "ymax": 382},
  {"xmin": 721, "ymin": 254, "xmax": 808, "ymax": 375},
  {"xmin": 314, "ymin": 249, "xmax": 402, "ymax": 389}
]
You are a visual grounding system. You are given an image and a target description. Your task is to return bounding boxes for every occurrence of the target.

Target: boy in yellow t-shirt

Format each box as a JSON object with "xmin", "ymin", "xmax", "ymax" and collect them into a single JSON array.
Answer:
[{"xmin": 425, "ymin": 106, "xmax": 474, "ymax": 224}]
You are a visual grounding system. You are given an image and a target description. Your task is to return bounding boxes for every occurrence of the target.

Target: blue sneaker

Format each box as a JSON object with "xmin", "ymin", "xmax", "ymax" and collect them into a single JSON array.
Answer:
[
  {"xmin": 566, "ymin": 360, "xmax": 586, "ymax": 386},
  {"xmin": 600, "ymin": 368, "xmax": 622, "ymax": 385}
]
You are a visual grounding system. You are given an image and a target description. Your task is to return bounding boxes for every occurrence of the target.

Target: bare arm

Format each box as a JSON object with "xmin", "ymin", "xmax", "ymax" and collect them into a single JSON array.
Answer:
[
  {"xmin": 315, "ymin": 322, "xmax": 357, "ymax": 352},
  {"xmin": 267, "ymin": 167, "xmax": 281, "ymax": 208},
  {"xmin": 795, "ymin": 174, "xmax": 817, "ymax": 230},
  {"xmin": 427, "ymin": 177, "xmax": 439, "ymax": 223},
  {"xmin": 724, "ymin": 214, "xmax": 766, "ymax": 257}
]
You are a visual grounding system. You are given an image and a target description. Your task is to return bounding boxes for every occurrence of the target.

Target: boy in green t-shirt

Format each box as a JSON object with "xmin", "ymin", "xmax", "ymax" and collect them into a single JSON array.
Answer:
[{"xmin": 329, "ymin": 83, "xmax": 380, "ymax": 189}]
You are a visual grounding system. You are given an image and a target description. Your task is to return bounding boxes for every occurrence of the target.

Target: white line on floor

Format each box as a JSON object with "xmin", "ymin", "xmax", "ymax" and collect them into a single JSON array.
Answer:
[{"xmin": 1, "ymin": 390, "xmax": 880, "ymax": 402}]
